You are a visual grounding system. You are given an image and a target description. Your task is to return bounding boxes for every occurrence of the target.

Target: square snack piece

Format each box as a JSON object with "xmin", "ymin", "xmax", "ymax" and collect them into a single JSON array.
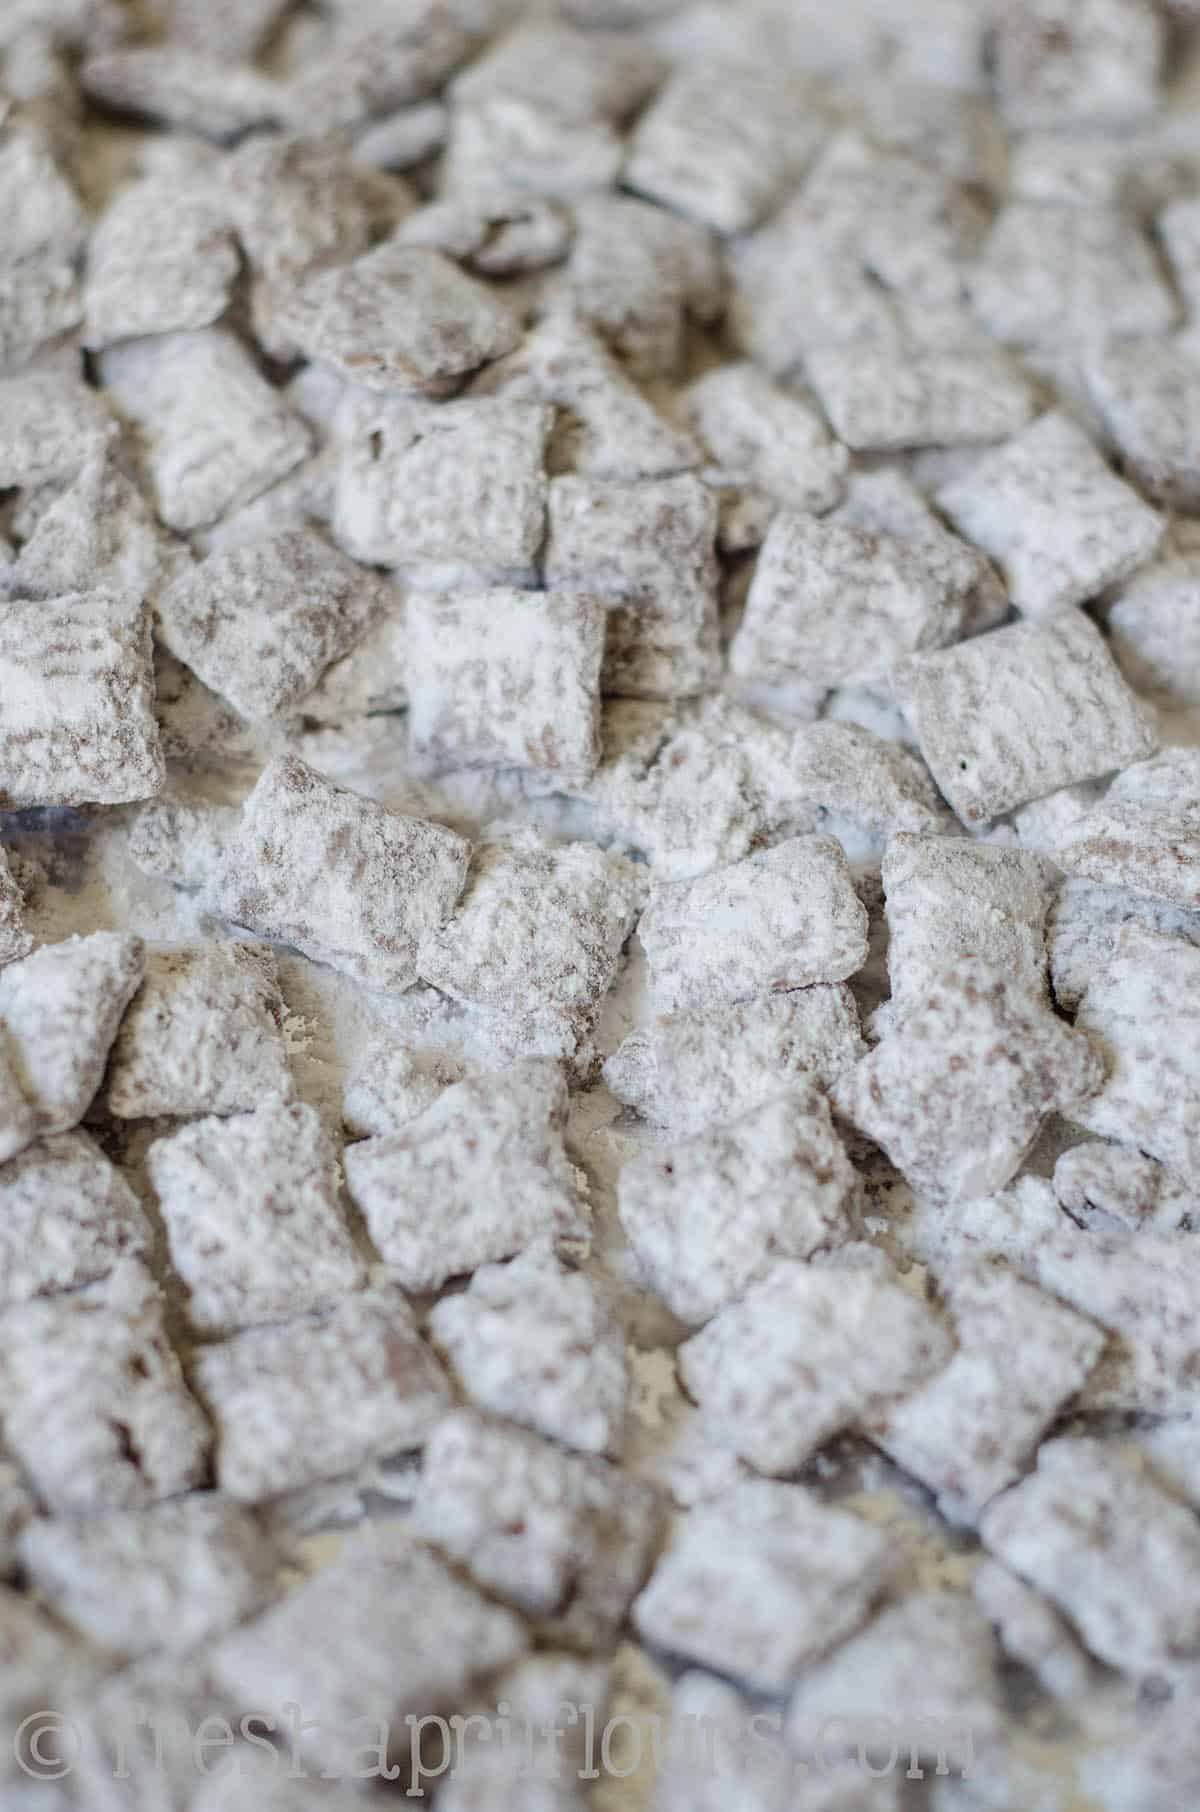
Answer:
[
  {"xmin": 2, "ymin": 455, "xmax": 179, "ymax": 607},
  {"xmin": 875, "ymin": 1263, "xmax": 1105, "ymax": 1523},
  {"xmin": 406, "ymin": 588, "xmax": 604, "ymax": 785},
  {"xmin": 937, "ymin": 411, "xmax": 1164, "ymax": 618},
  {"xmin": 1056, "ymin": 750, "xmax": 1200, "ymax": 911},
  {"xmin": 333, "ymin": 393, "xmax": 549, "ymax": 575},
  {"xmin": 195, "ymin": 1288, "xmax": 451, "ymax": 1502},
  {"xmin": 157, "ymin": 528, "xmax": 388, "ymax": 721},
  {"xmin": 993, "ymin": 0, "xmax": 1164, "ymax": 132},
  {"xmin": 106, "ymin": 942, "xmax": 291, "ymax": 1119},
  {"xmin": 0, "ymin": 1132, "xmax": 151, "ymax": 1307},
  {"xmin": 634, "ymin": 1481, "xmax": 891, "ymax": 1694},
  {"xmin": 147, "ymin": 1099, "xmax": 365, "ymax": 1332},
  {"xmin": 835, "ymin": 957, "xmax": 1104, "ymax": 1201},
  {"xmin": 980, "ymin": 1437, "xmax": 1200, "ymax": 1673},
  {"xmin": 893, "ymin": 611, "xmax": 1159, "ymax": 824},
  {"xmin": 678, "ymin": 1254, "xmax": 953, "ymax": 1475},
  {"xmin": 98, "ymin": 328, "xmax": 312, "ymax": 532},
  {"xmin": 604, "ymin": 984, "xmax": 866, "ymax": 1137},
  {"xmin": 619, "ymin": 1088, "xmax": 858, "ymax": 1326},
  {"xmin": 84, "ymin": 174, "xmax": 239, "ymax": 350},
  {"xmin": 0, "ymin": 1261, "xmax": 210, "ymax": 1514},
  {"xmin": 1108, "ymin": 556, "xmax": 1200, "ymax": 710},
  {"xmin": 970, "ymin": 204, "xmax": 1177, "ymax": 347},
  {"xmin": 1084, "ymin": 337, "xmax": 1200, "ymax": 510},
  {"xmin": 566, "ymin": 193, "xmax": 723, "ymax": 381},
  {"xmin": 0, "ymin": 370, "xmax": 116, "ymax": 491},
  {"xmin": 411, "ymin": 1410, "xmax": 661, "ymax": 1645},
  {"xmin": 428, "ymin": 1241, "xmax": 628, "ymax": 1457},
  {"xmin": 637, "ymin": 835, "xmax": 868, "ymax": 1013},
  {"xmin": 791, "ymin": 723, "xmax": 952, "ymax": 840},
  {"xmin": 804, "ymin": 341, "xmax": 1034, "ymax": 453},
  {"xmin": 0, "ymin": 592, "xmax": 164, "ymax": 808},
  {"xmin": 19, "ymin": 1497, "xmax": 279, "ymax": 1659},
  {"xmin": 344, "ymin": 1060, "xmax": 589, "ymax": 1292},
  {"xmin": 544, "ymin": 474, "xmax": 720, "ymax": 699},
  {"xmin": 683, "ymin": 361, "xmax": 848, "ymax": 513},
  {"xmin": 213, "ymin": 754, "xmax": 470, "ymax": 990}
]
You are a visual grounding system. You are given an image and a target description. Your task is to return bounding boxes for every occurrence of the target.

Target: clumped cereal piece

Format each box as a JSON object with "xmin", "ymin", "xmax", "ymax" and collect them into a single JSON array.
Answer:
[
  {"xmin": 210, "ymin": 1525, "xmax": 527, "ymax": 1779},
  {"xmin": 411, "ymin": 1409, "xmax": 661, "ymax": 1644},
  {"xmin": 970, "ymin": 204, "xmax": 1177, "ymax": 346},
  {"xmin": 80, "ymin": 47, "xmax": 285, "ymax": 139},
  {"xmin": 0, "ymin": 1260, "xmax": 210, "ymax": 1513},
  {"xmin": 148, "ymin": 1099, "xmax": 365, "ymax": 1332},
  {"xmin": 1108, "ymin": 556, "xmax": 1200, "ymax": 709},
  {"xmin": 344, "ymin": 1060, "xmax": 589, "ymax": 1291},
  {"xmin": 994, "ymin": 0, "xmax": 1164, "ymax": 131},
  {"xmin": 0, "ymin": 369, "xmax": 115, "ymax": 490},
  {"xmin": 0, "ymin": 591, "xmax": 163, "ymax": 809},
  {"xmin": 453, "ymin": 20, "xmax": 659, "ymax": 123},
  {"xmin": 729, "ymin": 510, "xmax": 968, "ymax": 691},
  {"xmin": 683, "ymin": 361, "xmax": 848, "ymax": 513},
  {"xmin": 107, "ymin": 943, "xmax": 291, "ymax": 1120},
  {"xmin": 564, "ymin": 193, "xmax": 723, "ymax": 380},
  {"xmin": 938, "ymin": 411, "xmax": 1164, "ymax": 619},
  {"xmin": 980, "ymin": 1437, "xmax": 1200, "ymax": 1672},
  {"xmin": 158, "ymin": 528, "xmax": 388, "ymax": 722},
  {"xmin": 1056, "ymin": 750, "xmax": 1200, "ymax": 910},
  {"xmin": 972, "ymin": 1558, "xmax": 1091, "ymax": 1700},
  {"xmin": 343, "ymin": 1038, "xmax": 462, "ymax": 1139},
  {"xmin": 332, "ymin": 393, "xmax": 550, "ymax": 574},
  {"xmin": 0, "ymin": 1132, "xmax": 150, "ymax": 1307},
  {"xmin": 1, "ymin": 456, "xmax": 179, "ymax": 605},
  {"xmin": 893, "ymin": 610, "xmax": 1159, "ymax": 824},
  {"xmin": 20, "ymin": 1497, "xmax": 279, "ymax": 1659},
  {"xmin": 619, "ymin": 1089, "xmax": 858, "ymax": 1326},
  {"xmin": 406, "ymin": 588, "xmax": 603, "ymax": 785},
  {"xmin": 805, "ymin": 342, "xmax": 1035, "ymax": 452},
  {"xmin": 195, "ymin": 1288, "xmax": 450, "ymax": 1502},
  {"xmin": 604, "ymin": 984, "xmax": 866, "ymax": 1136},
  {"xmin": 638, "ymin": 835, "xmax": 869, "ymax": 1013},
  {"xmin": 634, "ymin": 1481, "xmax": 891, "ymax": 1693},
  {"xmin": 417, "ymin": 829, "xmax": 640, "ymax": 1064},
  {"xmin": 875, "ymin": 1262, "xmax": 1105, "ymax": 1522},
  {"xmin": 679, "ymin": 1253, "xmax": 953, "ymax": 1474},
  {"xmin": 544, "ymin": 473, "xmax": 720, "ymax": 699},
  {"xmin": 1084, "ymin": 338, "xmax": 1200, "ymax": 509},
  {"xmin": 835, "ymin": 958, "xmax": 1104, "ymax": 1200},
  {"xmin": 428, "ymin": 1241, "xmax": 628, "ymax": 1457},
  {"xmin": 213, "ymin": 754, "xmax": 470, "ymax": 990},
  {"xmin": 791, "ymin": 724, "xmax": 952, "ymax": 840},
  {"xmin": 1053, "ymin": 1140, "xmax": 1182, "ymax": 1232},
  {"xmin": 99, "ymin": 329, "xmax": 312, "ymax": 533},
  {"xmin": 84, "ymin": 175, "xmax": 238, "ymax": 350},
  {"xmin": 0, "ymin": 850, "xmax": 30, "ymax": 968}
]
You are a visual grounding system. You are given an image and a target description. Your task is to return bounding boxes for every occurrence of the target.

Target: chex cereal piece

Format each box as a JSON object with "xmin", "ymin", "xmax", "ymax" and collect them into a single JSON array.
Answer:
[
  {"xmin": 544, "ymin": 474, "xmax": 720, "ymax": 698},
  {"xmin": 0, "ymin": 849, "xmax": 30, "ymax": 968},
  {"xmin": 0, "ymin": 259, "xmax": 81, "ymax": 375},
  {"xmin": 99, "ymin": 329, "xmax": 311, "ymax": 533},
  {"xmin": 791, "ymin": 724, "xmax": 951, "ymax": 840},
  {"xmin": 882, "ymin": 835, "xmax": 1055, "ymax": 1017},
  {"xmin": 683, "ymin": 361, "xmax": 848, "ymax": 513},
  {"xmin": 282, "ymin": 10, "xmax": 470, "ymax": 136},
  {"xmin": 973, "ymin": 1559, "xmax": 1090, "ymax": 1700},
  {"xmin": 407, "ymin": 588, "xmax": 603, "ymax": 784},
  {"xmin": 618, "ymin": 1088, "xmax": 858, "ymax": 1326},
  {"xmin": 970, "ymin": 204, "xmax": 1177, "ymax": 346},
  {"xmin": 344, "ymin": 1060, "xmax": 588, "ymax": 1291},
  {"xmin": 157, "ymin": 527, "xmax": 388, "ymax": 722},
  {"xmin": 1085, "ymin": 337, "xmax": 1200, "ymax": 509},
  {"xmin": 283, "ymin": 243, "xmax": 520, "ymax": 396},
  {"xmin": 417, "ymin": 829, "xmax": 641, "ymax": 1064},
  {"xmin": 210, "ymin": 1525, "xmax": 527, "ymax": 1779},
  {"xmin": 1109, "ymin": 555, "xmax": 1200, "ymax": 709},
  {"xmin": 443, "ymin": 95, "xmax": 624, "ymax": 203},
  {"xmin": 213, "ymin": 754, "xmax": 470, "ymax": 989},
  {"xmin": 0, "ymin": 932, "xmax": 144, "ymax": 1151},
  {"xmin": 343, "ymin": 1038, "xmax": 462, "ymax": 1139},
  {"xmin": 1, "ymin": 456, "xmax": 179, "ymax": 605},
  {"xmin": 428, "ymin": 1241, "xmax": 628, "ymax": 1457},
  {"xmin": 678, "ymin": 1253, "xmax": 953, "ymax": 1474},
  {"xmin": 980, "ymin": 1437, "xmax": 1200, "ymax": 1672},
  {"xmin": 195, "ymin": 1287, "xmax": 450, "ymax": 1502},
  {"xmin": 0, "ymin": 590, "xmax": 163, "ymax": 808},
  {"xmin": 805, "ymin": 341, "xmax": 1034, "ymax": 452},
  {"xmin": 1047, "ymin": 876, "xmax": 1200, "ymax": 1014},
  {"xmin": 411, "ymin": 1409, "xmax": 661, "ymax": 1644},
  {"xmin": 0, "ymin": 369, "xmax": 115, "ymax": 489},
  {"xmin": 453, "ymin": 19, "xmax": 659, "ymax": 123},
  {"xmin": 565, "ymin": 193, "xmax": 722, "ymax": 380},
  {"xmin": 223, "ymin": 133, "xmax": 377, "ymax": 286},
  {"xmin": 84, "ymin": 174, "xmax": 238, "ymax": 350},
  {"xmin": 604, "ymin": 985, "xmax": 866, "ymax": 1136},
  {"xmin": 788, "ymin": 1592, "xmax": 1005, "ymax": 1767},
  {"xmin": 473, "ymin": 310, "xmax": 701, "ymax": 483},
  {"xmin": 893, "ymin": 610, "xmax": 1158, "ymax": 824},
  {"xmin": 835, "ymin": 958, "xmax": 1103, "ymax": 1200},
  {"xmin": 626, "ymin": 60, "xmax": 821, "ymax": 235},
  {"xmin": 147, "ymin": 1099, "xmax": 365, "ymax": 1332},
  {"xmin": 875, "ymin": 1263, "xmax": 1105, "ymax": 1523},
  {"xmin": 397, "ymin": 188, "xmax": 570, "ymax": 277},
  {"xmin": 0, "ymin": 1260, "xmax": 210, "ymax": 1513},
  {"xmin": 1055, "ymin": 750, "xmax": 1200, "ymax": 910},
  {"xmin": 80, "ymin": 47, "xmax": 284, "ymax": 139},
  {"xmin": 638, "ymin": 835, "xmax": 869, "ymax": 1013},
  {"xmin": 729, "ymin": 510, "xmax": 968, "ymax": 691},
  {"xmin": 1053, "ymin": 1140, "xmax": 1185, "ymax": 1233},
  {"xmin": 106, "ymin": 943, "xmax": 291, "ymax": 1119},
  {"xmin": 0, "ymin": 1132, "xmax": 150, "ymax": 1307},
  {"xmin": 0, "ymin": 128, "xmax": 86, "ymax": 263},
  {"xmin": 937, "ymin": 412, "xmax": 1164, "ymax": 618},
  {"xmin": 20, "ymin": 1497, "xmax": 278, "ymax": 1659},
  {"xmin": 333, "ymin": 393, "xmax": 549, "ymax": 575},
  {"xmin": 994, "ymin": 0, "xmax": 1164, "ymax": 131}
]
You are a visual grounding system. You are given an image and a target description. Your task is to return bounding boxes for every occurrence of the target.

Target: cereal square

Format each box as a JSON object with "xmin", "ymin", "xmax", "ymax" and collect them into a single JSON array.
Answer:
[
  {"xmin": 566, "ymin": 193, "xmax": 723, "ymax": 380},
  {"xmin": 1108, "ymin": 555, "xmax": 1200, "ymax": 710},
  {"xmin": 993, "ymin": 0, "xmax": 1164, "ymax": 131},
  {"xmin": 0, "ymin": 1132, "xmax": 151, "ymax": 1308},
  {"xmin": 683, "ymin": 360, "xmax": 848, "ymax": 513},
  {"xmin": 1056, "ymin": 750, "xmax": 1200, "ymax": 911},
  {"xmin": 1085, "ymin": 336, "xmax": 1200, "ymax": 509},
  {"xmin": 0, "ymin": 369, "xmax": 116, "ymax": 491},
  {"xmin": 970, "ymin": 205, "xmax": 1176, "ymax": 346},
  {"xmin": 791, "ymin": 723, "xmax": 952, "ymax": 840},
  {"xmin": 805, "ymin": 342, "xmax": 1034, "ymax": 452},
  {"xmin": 84, "ymin": 174, "xmax": 239, "ymax": 349},
  {"xmin": 1, "ymin": 455, "xmax": 179, "ymax": 607}
]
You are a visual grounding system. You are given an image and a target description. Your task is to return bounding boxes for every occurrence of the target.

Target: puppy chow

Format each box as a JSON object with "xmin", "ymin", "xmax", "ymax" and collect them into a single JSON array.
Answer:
[
  {"xmin": 683, "ymin": 360, "xmax": 848, "ymax": 513},
  {"xmin": 0, "ymin": 258, "xmax": 82, "ymax": 375},
  {"xmin": 1084, "ymin": 337, "xmax": 1200, "ymax": 508},
  {"xmin": 805, "ymin": 342, "xmax": 1035, "ymax": 453},
  {"xmin": 1053, "ymin": 1140, "xmax": 1187, "ymax": 1233},
  {"xmin": 397, "ymin": 188, "xmax": 571, "ymax": 277},
  {"xmin": 993, "ymin": 0, "xmax": 1164, "ymax": 132},
  {"xmin": 442, "ymin": 95, "xmax": 624, "ymax": 203},
  {"xmin": 80, "ymin": 46, "xmax": 285, "ymax": 138},
  {"xmin": 791, "ymin": 724, "xmax": 952, "ymax": 840},
  {"xmin": 84, "ymin": 174, "xmax": 238, "ymax": 350},
  {"xmin": 0, "ymin": 369, "xmax": 116, "ymax": 490},
  {"xmin": 564, "ymin": 192, "xmax": 723, "ymax": 380},
  {"xmin": 1, "ymin": 456, "xmax": 180, "ymax": 606},
  {"xmin": 973, "ymin": 1558, "xmax": 1091, "ymax": 1700},
  {"xmin": 1108, "ymin": 555, "xmax": 1200, "ymax": 708},
  {"xmin": 0, "ymin": 127, "xmax": 86, "ymax": 264},
  {"xmin": 453, "ymin": 20, "xmax": 660, "ymax": 123},
  {"xmin": 1047, "ymin": 875, "xmax": 1200, "ymax": 1014},
  {"xmin": 281, "ymin": 11, "xmax": 471, "ymax": 136},
  {"xmin": 342, "ymin": 1038, "xmax": 462, "ymax": 1139},
  {"xmin": 0, "ymin": 1131, "xmax": 151, "ymax": 1307},
  {"xmin": 970, "ymin": 204, "xmax": 1177, "ymax": 347},
  {"xmin": 223, "ymin": 133, "xmax": 378, "ymax": 286},
  {"xmin": 1054, "ymin": 749, "xmax": 1200, "ymax": 910}
]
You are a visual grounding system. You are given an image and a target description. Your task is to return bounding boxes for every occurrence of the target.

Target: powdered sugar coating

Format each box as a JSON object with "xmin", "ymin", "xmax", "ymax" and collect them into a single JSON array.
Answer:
[
  {"xmin": 0, "ymin": 850, "xmax": 31, "ymax": 968},
  {"xmin": 1108, "ymin": 555, "xmax": 1200, "ymax": 709},
  {"xmin": 0, "ymin": 1132, "xmax": 150, "ymax": 1307},
  {"xmin": 805, "ymin": 342, "xmax": 1034, "ymax": 452},
  {"xmin": 84, "ymin": 174, "xmax": 238, "ymax": 349},
  {"xmin": 790, "ymin": 723, "xmax": 953, "ymax": 840},
  {"xmin": 1056, "ymin": 749, "xmax": 1200, "ymax": 910},
  {"xmin": 970, "ymin": 205, "xmax": 1176, "ymax": 346},
  {"xmin": 684, "ymin": 360, "xmax": 848, "ymax": 512}
]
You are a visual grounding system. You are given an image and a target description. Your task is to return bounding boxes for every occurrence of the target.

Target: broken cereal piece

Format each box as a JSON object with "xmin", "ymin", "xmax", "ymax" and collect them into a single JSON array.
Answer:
[
  {"xmin": 1056, "ymin": 748, "xmax": 1200, "ymax": 911},
  {"xmin": 618, "ymin": 1088, "xmax": 858, "ymax": 1325},
  {"xmin": 683, "ymin": 360, "xmax": 848, "ymax": 513},
  {"xmin": 0, "ymin": 1131, "xmax": 150, "ymax": 1307},
  {"xmin": 84, "ymin": 174, "xmax": 238, "ymax": 349},
  {"xmin": 791, "ymin": 723, "xmax": 952, "ymax": 840}
]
